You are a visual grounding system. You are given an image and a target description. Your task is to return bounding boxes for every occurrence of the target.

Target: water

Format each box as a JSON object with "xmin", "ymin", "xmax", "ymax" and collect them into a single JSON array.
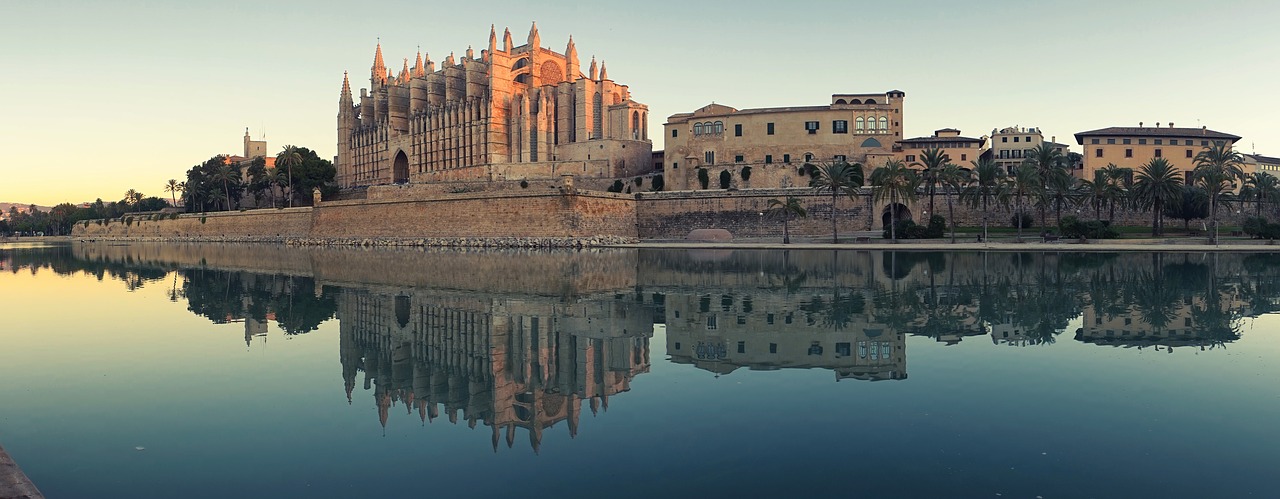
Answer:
[{"xmin": 1, "ymin": 242, "xmax": 1278, "ymax": 498}]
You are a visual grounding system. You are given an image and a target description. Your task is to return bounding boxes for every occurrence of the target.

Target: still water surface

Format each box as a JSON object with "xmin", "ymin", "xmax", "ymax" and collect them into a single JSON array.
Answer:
[{"xmin": 1, "ymin": 242, "xmax": 1278, "ymax": 498}]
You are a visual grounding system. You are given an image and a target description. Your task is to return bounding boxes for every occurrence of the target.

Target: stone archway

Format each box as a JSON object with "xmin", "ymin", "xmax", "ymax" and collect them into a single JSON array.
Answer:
[
  {"xmin": 881, "ymin": 203, "xmax": 913, "ymax": 228},
  {"xmin": 393, "ymin": 150, "xmax": 409, "ymax": 184}
]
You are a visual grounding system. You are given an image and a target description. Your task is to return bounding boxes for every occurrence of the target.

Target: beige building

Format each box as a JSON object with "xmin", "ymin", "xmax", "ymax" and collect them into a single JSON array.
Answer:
[
  {"xmin": 986, "ymin": 126, "xmax": 1071, "ymax": 174},
  {"xmin": 661, "ymin": 91, "xmax": 906, "ymax": 190},
  {"xmin": 337, "ymin": 23, "xmax": 653, "ymax": 190},
  {"xmin": 1074, "ymin": 124, "xmax": 1241, "ymax": 180},
  {"xmin": 1242, "ymin": 153, "xmax": 1280, "ymax": 176},
  {"xmin": 899, "ymin": 128, "xmax": 985, "ymax": 167}
]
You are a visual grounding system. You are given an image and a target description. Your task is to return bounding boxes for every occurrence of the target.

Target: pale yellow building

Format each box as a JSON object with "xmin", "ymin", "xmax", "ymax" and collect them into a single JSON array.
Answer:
[
  {"xmin": 661, "ymin": 91, "xmax": 906, "ymax": 190},
  {"xmin": 1074, "ymin": 124, "xmax": 1241, "ymax": 180},
  {"xmin": 899, "ymin": 128, "xmax": 985, "ymax": 167},
  {"xmin": 1242, "ymin": 153, "xmax": 1280, "ymax": 176},
  {"xmin": 337, "ymin": 23, "xmax": 653, "ymax": 190},
  {"xmin": 986, "ymin": 126, "xmax": 1071, "ymax": 174}
]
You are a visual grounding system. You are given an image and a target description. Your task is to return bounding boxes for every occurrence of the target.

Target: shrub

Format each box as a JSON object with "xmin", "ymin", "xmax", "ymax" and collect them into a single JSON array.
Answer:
[
  {"xmin": 634, "ymin": 176, "xmax": 643, "ymax": 186},
  {"xmin": 651, "ymin": 174, "xmax": 665, "ymax": 192},
  {"xmin": 124, "ymin": 217, "xmax": 133, "ymax": 226},
  {"xmin": 200, "ymin": 216, "xmax": 207, "ymax": 224},
  {"xmin": 741, "ymin": 166, "xmax": 752, "ymax": 182},
  {"xmin": 607, "ymin": 180, "xmax": 625, "ymax": 193},
  {"xmin": 1244, "ymin": 217, "xmax": 1267, "ymax": 237},
  {"xmin": 883, "ymin": 218, "xmax": 939, "ymax": 239},
  {"xmin": 520, "ymin": 180, "xmax": 529, "ymax": 189},
  {"xmin": 697, "ymin": 168, "xmax": 710, "ymax": 189},
  {"xmin": 1060, "ymin": 216, "xmax": 1119, "ymax": 239},
  {"xmin": 925, "ymin": 215, "xmax": 946, "ymax": 238},
  {"xmin": 1011, "ymin": 212, "xmax": 1034, "ymax": 229},
  {"xmin": 719, "ymin": 170, "xmax": 732, "ymax": 189}
]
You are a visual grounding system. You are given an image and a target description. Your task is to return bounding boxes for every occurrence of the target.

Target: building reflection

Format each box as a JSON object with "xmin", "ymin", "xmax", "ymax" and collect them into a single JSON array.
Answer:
[{"xmin": 338, "ymin": 288, "xmax": 653, "ymax": 452}]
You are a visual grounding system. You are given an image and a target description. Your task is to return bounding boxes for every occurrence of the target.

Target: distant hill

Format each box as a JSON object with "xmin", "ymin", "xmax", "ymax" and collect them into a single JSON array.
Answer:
[{"xmin": 0, "ymin": 202, "xmax": 55, "ymax": 214}]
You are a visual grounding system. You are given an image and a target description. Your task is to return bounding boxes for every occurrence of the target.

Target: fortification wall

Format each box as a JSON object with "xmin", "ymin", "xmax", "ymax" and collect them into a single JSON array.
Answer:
[
  {"xmin": 635, "ymin": 188, "xmax": 871, "ymax": 240},
  {"xmin": 71, "ymin": 208, "xmax": 313, "ymax": 239}
]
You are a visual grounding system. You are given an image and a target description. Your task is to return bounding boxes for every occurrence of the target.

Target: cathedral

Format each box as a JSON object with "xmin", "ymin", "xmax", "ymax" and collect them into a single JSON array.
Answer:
[{"xmin": 337, "ymin": 23, "xmax": 653, "ymax": 190}]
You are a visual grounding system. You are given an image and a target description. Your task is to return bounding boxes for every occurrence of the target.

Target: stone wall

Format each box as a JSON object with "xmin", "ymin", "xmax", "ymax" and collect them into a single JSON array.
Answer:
[
  {"xmin": 635, "ymin": 188, "xmax": 872, "ymax": 240},
  {"xmin": 72, "ymin": 208, "xmax": 313, "ymax": 239}
]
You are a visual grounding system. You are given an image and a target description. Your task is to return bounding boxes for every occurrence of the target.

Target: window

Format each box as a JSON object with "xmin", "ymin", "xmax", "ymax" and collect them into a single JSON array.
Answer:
[
  {"xmin": 805, "ymin": 121, "xmax": 819, "ymax": 134},
  {"xmin": 855, "ymin": 117, "xmax": 865, "ymax": 132},
  {"xmin": 766, "ymin": 313, "xmax": 775, "ymax": 324},
  {"xmin": 1155, "ymin": 149, "xmax": 1162, "ymax": 158},
  {"xmin": 879, "ymin": 117, "xmax": 888, "ymax": 131},
  {"xmin": 765, "ymin": 154, "xmax": 773, "ymax": 164},
  {"xmin": 769, "ymin": 343, "xmax": 777, "ymax": 354},
  {"xmin": 674, "ymin": 342, "xmax": 681, "ymax": 350},
  {"xmin": 1138, "ymin": 139, "xmax": 1147, "ymax": 145},
  {"xmin": 1123, "ymin": 138, "xmax": 1131, "ymax": 145},
  {"xmin": 704, "ymin": 151, "xmax": 715, "ymax": 164},
  {"xmin": 694, "ymin": 123, "xmax": 703, "ymax": 136},
  {"xmin": 1091, "ymin": 138, "xmax": 1100, "ymax": 144},
  {"xmin": 1186, "ymin": 149, "xmax": 1193, "ymax": 158},
  {"xmin": 1002, "ymin": 137, "xmax": 1008, "ymax": 143},
  {"xmin": 672, "ymin": 129, "xmax": 678, "ymax": 138},
  {"xmin": 737, "ymin": 341, "xmax": 745, "ymax": 353},
  {"xmin": 734, "ymin": 124, "xmax": 742, "ymax": 137},
  {"xmin": 1154, "ymin": 139, "xmax": 1163, "ymax": 145},
  {"xmin": 961, "ymin": 154, "xmax": 967, "ymax": 161},
  {"xmin": 706, "ymin": 315, "xmax": 717, "ymax": 330},
  {"xmin": 781, "ymin": 154, "xmax": 791, "ymax": 164},
  {"xmin": 1096, "ymin": 148, "xmax": 1103, "ymax": 158},
  {"xmin": 1107, "ymin": 139, "xmax": 1116, "ymax": 144},
  {"xmin": 1013, "ymin": 137, "xmax": 1020, "ymax": 143},
  {"xmin": 834, "ymin": 154, "xmax": 847, "ymax": 162},
  {"xmin": 1125, "ymin": 149, "xmax": 1133, "ymax": 158},
  {"xmin": 1202, "ymin": 140, "xmax": 1209, "ymax": 146},
  {"xmin": 833, "ymin": 120, "xmax": 848, "ymax": 133},
  {"xmin": 734, "ymin": 154, "xmax": 744, "ymax": 163},
  {"xmin": 766, "ymin": 122, "xmax": 775, "ymax": 135},
  {"xmin": 803, "ymin": 153, "xmax": 814, "ymax": 162},
  {"xmin": 713, "ymin": 121, "xmax": 724, "ymax": 135},
  {"xmin": 906, "ymin": 154, "xmax": 916, "ymax": 162},
  {"xmin": 836, "ymin": 342, "xmax": 852, "ymax": 357}
]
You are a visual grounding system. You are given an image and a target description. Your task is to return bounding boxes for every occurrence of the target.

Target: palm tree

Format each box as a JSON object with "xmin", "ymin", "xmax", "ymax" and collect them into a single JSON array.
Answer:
[
  {"xmin": 1080, "ymin": 170, "xmax": 1112, "ymax": 220},
  {"xmin": 765, "ymin": 196, "xmax": 807, "ymax": 244},
  {"xmin": 1100, "ymin": 163, "xmax": 1132, "ymax": 224},
  {"xmin": 1241, "ymin": 172, "xmax": 1279, "ymax": 218},
  {"xmin": 808, "ymin": 161, "xmax": 864, "ymax": 243},
  {"xmin": 936, "ymin": 163, "xmax": 970, "ymax": 243},
  {"xmin": 1132, "ymin": 157, "xmax": 1183, "ymax": 236},
  {"xmin": 176, "ymin": 181, "xmax": 188, "ymax": 210},
  {"xmin": 870, "ymin": 159, "xmax": 919, "ymax": 241},
  {"xmin": 1009, "ymin": 164, "xmax": 1041, "ymax": 242},
  {"xmin": 960, "ymin": 158, "xmax": 1008, "ymax": 242},
  {"xmin": 211, "ymin": 164, "xmax": 241, "ymax": 211},
  {"xmin": 1191, "ymin": 143, "xmax": 1245, "ymax": 244},
  {"xmin": 1043, "ymin": 167, "xmax": 1080, "ymax": 228},
  {"xmin": 913, "ymin": 147, "xmax": 950, "ymax": 215},
  {"xmin": 124, "ymin": 189, "xmax": 142, "ymax": 207},
  {"xmin": 276, "ymin": 145, "xmax": 304, "ymax": 208},
  {"xmin": 1023, "ymin": 144, "xmax": 1066, "ymax": 227},
  {"xmin": 164, "ymin": 179, "xmax": 180, "ymax": 207}
]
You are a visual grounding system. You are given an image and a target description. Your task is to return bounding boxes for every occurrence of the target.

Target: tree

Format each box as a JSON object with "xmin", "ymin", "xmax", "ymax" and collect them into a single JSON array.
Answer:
[
  {"xmin": 870, "ymin": 159, "xmax": 919, "ymax": 241},
  {"xmin": 1009, "ymin": 163, "xmax": 1041, "ymax": 242},
  {"xmin": 1133, "ymin": 157, "xmax": 1183, "ymax": 236},
  {"xmin": 1043, "ymin": 167, "xmax": 1080, "ymax": 228},
  {"xmin": 1191, "ymin": 143, "xmax": 1245, "ymax": 244},
  {"xmin": 276, "ymin": 145, "xmax": 304, "ymax": 208},
  {"xmin": 1079, "ymin": 170, "xmax": 1114, "ymax": 221},
  {"xmin": 211, "ymin": 164, "xmax": 242, "ymax": 211},
  {"xmin": 808, "ymin": 161, "xmax": 864, "ymax": 243},
  {"xmin": 164, "ymin": 179, "xmax": 180, "ymax": 207},
  {"xmin": 912, "ymin": 147, "xmax": 949, "ymax": 215},
  {"xmin": 960, "ymin": 158, "xmax": 1008, "ymax": 242},
  {"xmin": 1164, "ymin": 186, "xmax": 1209, "ymax": 232},
  {"xmin": 765, "ymin": 196, "xmax": 807, "ymax": 244},
  {"xmin": 1100, "ymin": 163, "xmax": 1132, "ymax": 224},
  {"xmin": 124, "ymin": 189, "xmax": 142, "ymax": 206},
  {"xmin": 1023, "ymin": 144, "xmax": 1066, "ymax": 227},
  {"xmin": 1240, "ymin": 172, "xmax": 1279, "ymax": 218},
  {"xmin": 936, "ymin": 163, "xmax": 970, "ymax": 243},
  {"xmin": 245, "ymin": 157, "xmax": 270, "ymax": 207}
]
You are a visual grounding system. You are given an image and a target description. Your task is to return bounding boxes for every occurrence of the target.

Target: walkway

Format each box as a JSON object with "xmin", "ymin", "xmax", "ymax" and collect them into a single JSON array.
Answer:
[{"xmin": 0, "ymin": 444, "xmax": 42, "ymax": 499}]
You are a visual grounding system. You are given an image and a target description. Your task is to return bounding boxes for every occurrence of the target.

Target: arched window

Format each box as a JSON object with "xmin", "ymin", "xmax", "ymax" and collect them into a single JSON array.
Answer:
[
  {"xmin": 592, "ymin": 92, "xmax": 603, "ymax": 138},
  {"xmin": 878, "ymin": 117, "xmax": 888, "ymax": 131},
  {"xmin": 714, "ymin": 121, "xmax": 724, "ymax": 135},
  {"xmin": 642, "ymin": 113, "xmax": 648, "ymax": 139},
  {"xmin": 860, "ymin": 138, "xmax": 882, "ymax": 148},
  {"xmin": 850, "ymin": 99, "xmax": 862, "ymax": 105},
  {"xmin": 632, "ymin": 111, "xmax": 640, "ymax": 140},
  {"xmin": 864, "ymin": 98, "xmax": 877, "ymax": 104},
  {"xmin": 694, "ymin": 123, "xmax": 704, "ymax": 135},
  {"xmin": 855, "ymin": 117, "xmax": 865, "ymax": 132},
  {"xmin": 835, "ymin": 99, "xmax": 847, "ymax": 105}
]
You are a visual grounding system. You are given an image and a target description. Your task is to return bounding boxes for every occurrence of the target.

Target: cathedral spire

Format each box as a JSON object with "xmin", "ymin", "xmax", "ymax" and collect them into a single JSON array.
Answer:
[
  {"xmin": 340, "ymin": 71, "xmax": 352, "ymax": 105},
  {"xmin": 527, "ymin": 21, "xmax": 540, "ymax": 50},
  {"xmin": 414, "ymin": 49, "xmax": 425, "ymax": 77},
  {"xmin": 488, "ymin": 24, "xmax": 498, "ymax": 53},
  {"xmin": 371, "ymin": 40, "xmax": 387, "ymax": 84},
  {"xmin": 599, "ymin": 60, "xmax": 608, "ymax": 81},
  {"xmin": 565, "ymin": 35, "xmax": 579, "ymax": 81},
  {"xmin": 502, "ymin": 27, "xmax": 513, "ymax": 52},
  {"xmin": 400, "ymin": 58, "xmax": 410, "ymax": 83},
  {"xmin": 588, "ymin": 56, "xmax": 598, "ymax": 80}
]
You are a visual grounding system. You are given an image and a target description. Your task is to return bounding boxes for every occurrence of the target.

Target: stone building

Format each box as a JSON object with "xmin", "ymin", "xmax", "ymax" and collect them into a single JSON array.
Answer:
[
  {"xmin": 336, "ymin": 23, "xmax": 653, "ymax": 190},
  {"xmin": 661, "ymin": 92, "xmax": 906, "ymax": 191},
  {"xmin": 1074, "ymin": 123, "xmax": 1241, "ymax": 180}
]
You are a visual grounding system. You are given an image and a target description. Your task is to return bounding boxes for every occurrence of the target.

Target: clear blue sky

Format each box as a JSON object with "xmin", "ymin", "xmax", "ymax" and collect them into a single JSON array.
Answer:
[{"xmin": 2, "ymin": 0, "xmax": 1277, "ymax": 206}]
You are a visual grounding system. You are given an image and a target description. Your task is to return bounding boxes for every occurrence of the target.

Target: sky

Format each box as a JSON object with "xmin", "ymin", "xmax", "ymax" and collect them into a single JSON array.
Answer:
[{"xmin": 2, "ymin": 0, "xmax": 1278, "ymax": 206}]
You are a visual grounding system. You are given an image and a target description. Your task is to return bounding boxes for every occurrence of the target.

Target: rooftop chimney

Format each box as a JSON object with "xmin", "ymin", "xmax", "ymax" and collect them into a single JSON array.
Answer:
[
  {"xmin": 1139, "ymin": 122, "xmax": 1144, "ymax": 127},
  {"xmin": 1156, "ymin": 122, "xmax": 1161, "ymax": 128},
  {"xmin": 1169, "ymin": 122, "xmax": 1175, "ymax": 128}
]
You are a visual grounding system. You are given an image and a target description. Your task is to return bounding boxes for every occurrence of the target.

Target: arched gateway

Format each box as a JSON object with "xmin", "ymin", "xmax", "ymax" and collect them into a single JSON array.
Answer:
[{"xmin": 393, "ymin": 151, "xmax": 409, "ymax": 184}]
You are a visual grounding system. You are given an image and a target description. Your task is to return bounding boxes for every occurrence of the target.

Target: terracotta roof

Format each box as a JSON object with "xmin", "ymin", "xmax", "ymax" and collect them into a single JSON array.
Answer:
[
  {"xmin": 1074, "ymin": 126, "xmax": 1241, "ymax": 145},
  {"xmin": 901, "ymin": 135, "xmax": 983, "ymax": 143}
]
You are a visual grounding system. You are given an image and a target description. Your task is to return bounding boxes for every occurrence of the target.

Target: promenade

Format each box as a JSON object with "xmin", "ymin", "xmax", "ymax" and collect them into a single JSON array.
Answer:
[{"xmin": 0, "ymin": 444, "xmax": 43, "ymax": 499}]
